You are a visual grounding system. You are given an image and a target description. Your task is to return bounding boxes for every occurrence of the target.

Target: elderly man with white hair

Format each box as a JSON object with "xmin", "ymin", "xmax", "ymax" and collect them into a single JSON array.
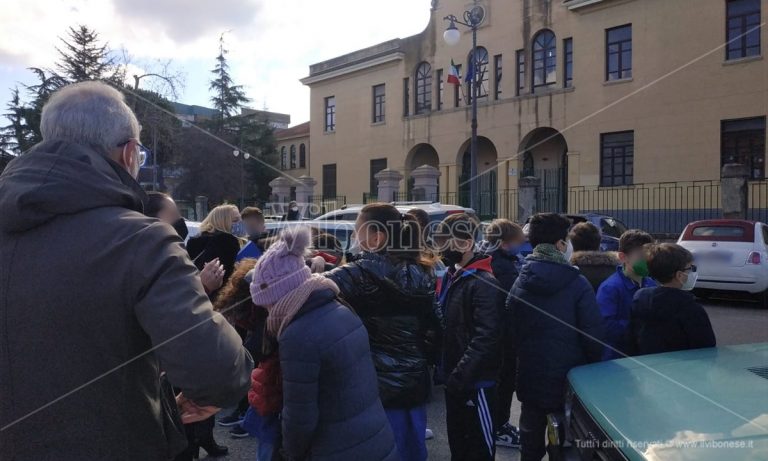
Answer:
[{"xmin": 0, "ymin": 81, "xmax": 253, "ymax": 460}]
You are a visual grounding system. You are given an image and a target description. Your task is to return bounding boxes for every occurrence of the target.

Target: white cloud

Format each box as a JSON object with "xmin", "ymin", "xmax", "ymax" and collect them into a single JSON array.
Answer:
[{"xmin": 0, "ymin": 0, "xmax": 432, "ymax": 124}]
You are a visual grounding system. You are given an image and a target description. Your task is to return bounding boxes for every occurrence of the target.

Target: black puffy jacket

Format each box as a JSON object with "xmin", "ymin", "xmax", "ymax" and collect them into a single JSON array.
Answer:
[
  {"xmin": 437, "ymin": 255, "xmax": 504, "ymax": 393},
  {"xmin": 324, "ymin": 252, "xmax": 440, "ymax": 409}
]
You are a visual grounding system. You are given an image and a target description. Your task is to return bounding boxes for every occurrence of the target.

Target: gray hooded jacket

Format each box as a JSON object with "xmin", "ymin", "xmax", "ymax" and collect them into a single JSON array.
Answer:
[{"xmin": 0, "ymin": 141, "xmax": 253, "ymax": 460}]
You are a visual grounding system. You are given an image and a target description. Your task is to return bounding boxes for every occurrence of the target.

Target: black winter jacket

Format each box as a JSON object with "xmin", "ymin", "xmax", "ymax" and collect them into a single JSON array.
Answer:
[
  {"xmin": 571, "ymin": 251, "xmax": 620, "ymax": 293},
  {"xmin": 506, "ymin": 257, "xmax": 604, "ymax": 408},
  {"xmin": 325, "ymin": 252, "xmax": 440, "ymax": 408},
  {"xmin": 187, "ymin": 231, "xmax": 241, "ymax": 281},
  {"xmin": 631, "ymin": 287, "xmax": 716, "ymax": 356},
  {"xmin": 279, "ymin": 288, "xmax": 398, "ymax": 461},
  {"xmin": 437, "ymin": 255, "xmax": 504, "ymax": 393}
]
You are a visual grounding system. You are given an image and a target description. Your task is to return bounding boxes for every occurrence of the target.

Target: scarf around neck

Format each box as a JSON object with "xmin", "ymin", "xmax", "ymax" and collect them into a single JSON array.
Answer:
[
  {"xmin": 267, "ymin": 275, "xmax": 340, "ymax": 338},
  {"xmin": 530, "ymin": 243, "xmax": 568, "ymax": 265}
]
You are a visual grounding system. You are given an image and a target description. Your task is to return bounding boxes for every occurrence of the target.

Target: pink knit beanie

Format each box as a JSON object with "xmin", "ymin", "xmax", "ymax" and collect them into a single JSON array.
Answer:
[{"xmin": 250, "ymin": 226, "xmax": 312, "ymax": 306}]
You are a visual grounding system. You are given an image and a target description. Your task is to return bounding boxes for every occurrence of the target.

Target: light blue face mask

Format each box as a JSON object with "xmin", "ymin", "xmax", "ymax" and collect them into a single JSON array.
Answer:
[{"xmin": 231, "ymin": 221, "xmax": 246, "ymax": 237}]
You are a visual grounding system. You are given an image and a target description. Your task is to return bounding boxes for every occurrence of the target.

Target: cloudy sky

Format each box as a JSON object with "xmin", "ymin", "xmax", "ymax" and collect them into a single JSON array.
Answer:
[{"xmin": 0, "ymin": 0, "xmax": 433, "ymax": 126}]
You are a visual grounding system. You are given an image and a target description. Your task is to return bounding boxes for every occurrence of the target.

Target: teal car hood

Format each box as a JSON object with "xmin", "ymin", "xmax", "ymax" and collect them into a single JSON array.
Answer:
[{"xmin": 568, "ymin": 343, "xmax": 768, "ymax": 461}]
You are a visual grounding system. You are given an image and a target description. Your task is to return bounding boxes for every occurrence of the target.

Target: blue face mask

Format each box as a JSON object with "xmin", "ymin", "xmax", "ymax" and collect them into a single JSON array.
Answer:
[{"xmin": 231, "ymin": 221, "xmax": 246, "ymax": 237}]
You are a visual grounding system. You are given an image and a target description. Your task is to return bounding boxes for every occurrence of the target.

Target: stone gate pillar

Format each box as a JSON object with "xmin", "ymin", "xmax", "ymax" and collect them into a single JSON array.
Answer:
[
  {"xmin": 518, "ymin": 176, "xmax": 541, "ymax": 224},
  {"xmin": 721, "ymin": 164, "xmax": 749, "ymax": 219},
  {"xmin": 269, "ymin": 177, "xmax": 292, "ymax": 204},
  {"xmin": 375, "ymin": 168, "xmax": 404, "ymax": 203},
  {"xmin": 295, "ymin": 175, "xmax": 317, "ymax": 218},
  {"xmin": 411, "ymin": 164, "xmax": 441, "ymax": 202}
]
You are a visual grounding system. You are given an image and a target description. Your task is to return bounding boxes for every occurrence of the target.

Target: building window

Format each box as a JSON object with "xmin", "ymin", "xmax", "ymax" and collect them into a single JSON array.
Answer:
[
  {"xmin": 436, "ymin": 69, "xmax": 444, "ymax": 110},
  {"xmin": 606, "ymin": 24, "xmax": 632, "ymax": 81},
  {"xmin": 322, "ymin": 164, "xmax": 337, "ymax": 197},
  {"xmin": 370, "ymin": 158, "xmax": 388, "ymax": 194},
  {"xmin": 289, "ymin": 145, "xmax": 296, "ymax": 169},
  {"xmin": 403, "ymin": 78, "xmax": 410, "ymax": 116},
  {"xmin": 280, "ymin": 146, "xmax": 287, "ymax": 170},
  {"xmin": 600, "ymin": 131, "xmax": 634, "ymax": 186},
  {"xmin": 372, "ymin": 84, "xmax": 386, "ymax": 123},
  {"xmin": 454, "ymin": 64, "xmax": 463, "ymax": 107},
  {"xmin": 727, "ymin": 0, "xmax": 761, "ymax": 60},
  {"xmin": 324, "ymin": 96, "xmax": 336, "ymax": 132},
  {"xmin": 516, "ymin": 49, "xmax": 525, "ymax": 95},
  {"xmin": 564, "ymin": 38, "xmax": 574, "ymax": 88},
  {"xmin": 299, "ymin": 144, "xmax": 306, "ymax": 168},
  {"xmin": 722, "ymin": 117, "xmax": 766, "ymax": 179},
  {"xmin": 415, "ymin": 62, "xmax": 432, "ymax": 114},
  {"xmin": 532, "ymin": 30, "xmax": 556, "ymax": 90},
  {"xmin": 494, "ymin": 54, "xmax": 503, "ymax": 99},
  {"xmin": 467, "ymin": 47, "xmax": 489, "ymax": 104}
]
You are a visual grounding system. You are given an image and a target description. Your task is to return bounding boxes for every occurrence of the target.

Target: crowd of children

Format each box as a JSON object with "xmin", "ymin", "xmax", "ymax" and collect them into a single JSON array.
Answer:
[{"xmin": 201, "ymin": 204, "xmax": 716, "ymax": 461}]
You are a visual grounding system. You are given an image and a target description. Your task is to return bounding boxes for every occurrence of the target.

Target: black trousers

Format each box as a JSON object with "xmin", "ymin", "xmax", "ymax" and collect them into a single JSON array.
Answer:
[
  {"xmin": 445, "ymin": 386, "xmax": 497, "ymax": 461},
  {"xmin": 494, "ymin": 346, "xmax": 517, "ymax": 431},
  {"xmin": 519, "ymin": 403, "xmax": 560, "ymax": 461}
]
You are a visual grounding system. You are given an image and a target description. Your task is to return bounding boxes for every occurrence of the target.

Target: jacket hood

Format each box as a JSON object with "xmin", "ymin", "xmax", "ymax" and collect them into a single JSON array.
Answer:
[
  {"xmin": 461, "ymin": 254, "xmax": 494, "ymax": 274},
  {"xmin": 633, "ymin": 286, "xmax": 695, "ymax": 320},
  {"xmin": 571, "ymin": 251, "xmax": 620, "ymax": 268},
  {"xmin": 0, "ymin": 140, "xmax": 147, "ymax": 233},
  {"xmin": 516, "ymin": 258, "xmax": 581, "ymax": 294}
]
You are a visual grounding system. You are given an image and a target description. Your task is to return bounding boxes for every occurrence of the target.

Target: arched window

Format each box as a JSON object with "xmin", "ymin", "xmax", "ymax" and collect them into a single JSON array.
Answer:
[
  {"xmin": 299, "ymin": 144, "xmax": 306, "ymax": 168},
  {"xmin": 415, "ymin": 62, "xmax": 432, "ymax": 114},
  {"xmin": 532, "ymin": 30, "xmax": 556, "ymax": 90},
  {"xmin": 290, "ymin": 145, "xmax": 297, "ymax": 169},
  {"xmin": 467, "ymin": 46, "xmax": 489, "ymax": 103},
  {"xmin": 280, "ymin": 146, "xmax": 287, "ymax": 170}
]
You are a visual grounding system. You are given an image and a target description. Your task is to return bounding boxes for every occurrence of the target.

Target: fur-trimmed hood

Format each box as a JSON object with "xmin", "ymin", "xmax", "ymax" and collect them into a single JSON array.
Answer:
[{"xmin": 571, "ymin": 251, "xmax": 620, "ymax": 268}]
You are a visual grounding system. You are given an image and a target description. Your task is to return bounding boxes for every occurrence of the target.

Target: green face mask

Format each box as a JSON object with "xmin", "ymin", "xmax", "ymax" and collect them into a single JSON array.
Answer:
[{"xmin": 631, "ymin": 259, "xmax": 650, "ymax": 278}]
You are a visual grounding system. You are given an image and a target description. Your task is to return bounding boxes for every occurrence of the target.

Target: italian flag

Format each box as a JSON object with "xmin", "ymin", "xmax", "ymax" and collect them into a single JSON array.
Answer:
[{"xmin": 447, "ymin": 59, "xmax": 461, "ymax": 85}]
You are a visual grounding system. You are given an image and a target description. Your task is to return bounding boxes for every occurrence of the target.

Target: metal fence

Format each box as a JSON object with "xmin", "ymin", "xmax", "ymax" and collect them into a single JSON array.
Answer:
[
  {"xmin": 307, "ymin": 195, "xmax": 347, "ymax": 217},
  {"xmin": 748, "ymin": 180, "xmax": 768, "ymax": 223}
]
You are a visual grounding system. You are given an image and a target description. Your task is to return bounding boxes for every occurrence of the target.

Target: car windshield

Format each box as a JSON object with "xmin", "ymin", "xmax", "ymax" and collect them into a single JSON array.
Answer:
[
  {"xmin": 601, "ymin": 218, "xmax": 627, "ymax": 238},
  {"xmin": 692, "ymin": 226, "xmax": 746, "ymax": 238}
]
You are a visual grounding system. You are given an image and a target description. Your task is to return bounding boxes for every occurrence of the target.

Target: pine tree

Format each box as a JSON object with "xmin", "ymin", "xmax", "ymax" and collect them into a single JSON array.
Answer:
[
  {"xmin": 209, "ymin": 34, "xmax": 251, "ymax": 126},
  {"xmin": 0, "ymin": 87, "xmax": 34, "ymax": 154},
  {"xmin": 55, "ymin": 25, "xmax": 116, "ymax": 82}
]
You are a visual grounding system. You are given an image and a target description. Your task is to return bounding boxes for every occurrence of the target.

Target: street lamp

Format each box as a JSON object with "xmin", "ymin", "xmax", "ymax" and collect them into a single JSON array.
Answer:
[
  {"xmin": 443, "ymin": 2, "xmax": 486, "ymax": 215},
  {"xmin": 233, "ymin": 149, "xmax": 250, "ymax": 209}
]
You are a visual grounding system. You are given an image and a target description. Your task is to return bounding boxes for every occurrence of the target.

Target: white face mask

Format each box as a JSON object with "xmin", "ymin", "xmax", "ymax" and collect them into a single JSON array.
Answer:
[
  {"xmin": 681, "ymin": 270, "xmax": 698, "ymax": 291},
  {"xmin": 561, "ymin": 239, "xmax": 574, "ymax": 263}
]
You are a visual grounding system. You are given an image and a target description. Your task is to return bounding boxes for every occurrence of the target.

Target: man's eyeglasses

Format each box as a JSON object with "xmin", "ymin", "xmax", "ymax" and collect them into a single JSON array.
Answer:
[
  {"xmin": 117, "ymin": 139, "xmax": 150, "ymax": 167},
  {"xmin": 683, "ymin": 265, "xmax": 697, "ymax": 273}
]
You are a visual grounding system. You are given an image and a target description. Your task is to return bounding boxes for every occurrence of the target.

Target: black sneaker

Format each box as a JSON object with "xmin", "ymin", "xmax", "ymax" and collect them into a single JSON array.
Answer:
[
  {"xmin": 218, "ymin": 413, "xmax": 244, "ymax": 427},
  {"xmin": 230, "ymin": 425, "xmax": 251, "ymax": 439},
  {"xmin": 495, "ymin": 422, "xmax": 521, "ymax": 449}
]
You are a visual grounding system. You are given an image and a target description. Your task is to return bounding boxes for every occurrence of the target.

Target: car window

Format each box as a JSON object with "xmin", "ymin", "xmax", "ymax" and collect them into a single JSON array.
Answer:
[
  {"xmin": 600, "ymin": 218, "xmax": 626, "ymax": 239},
  {"xmin": 692, "ymin": 226, "xmax": 745, "ymax": 238},
  {"xmin": 762, "ymin": 225, "xmax": 768, "ymax": 245}
]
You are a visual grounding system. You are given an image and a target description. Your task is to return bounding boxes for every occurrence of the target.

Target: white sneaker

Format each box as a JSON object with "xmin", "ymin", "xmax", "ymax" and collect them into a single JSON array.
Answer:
[{"xmin": 425, "ymin": 428, "xmax": 434, "ymax": 440}]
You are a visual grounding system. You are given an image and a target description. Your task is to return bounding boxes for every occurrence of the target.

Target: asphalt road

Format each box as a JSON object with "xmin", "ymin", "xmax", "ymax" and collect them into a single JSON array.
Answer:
[{"xmin": 209, "ymin": 299, "xmax": 767, "ymax": 461}]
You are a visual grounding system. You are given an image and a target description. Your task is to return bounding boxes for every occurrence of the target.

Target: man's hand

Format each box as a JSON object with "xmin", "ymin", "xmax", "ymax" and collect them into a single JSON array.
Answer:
[
  {"xmin": 176, "ymin": 393, "xmax": 221, "ymax": 424},
  {"xmin": 201, "ymin": 258, "xmax": 225, "ymax": 293}
]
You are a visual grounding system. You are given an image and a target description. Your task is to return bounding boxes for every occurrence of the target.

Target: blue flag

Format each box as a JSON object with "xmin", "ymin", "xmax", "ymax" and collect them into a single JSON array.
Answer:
[{"xmin": 465, "ymin": 60, "xmax": 474, "ymax": 83}]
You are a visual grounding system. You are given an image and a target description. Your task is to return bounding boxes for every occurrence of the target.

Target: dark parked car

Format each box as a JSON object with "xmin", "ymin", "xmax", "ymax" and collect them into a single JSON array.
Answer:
[{"xmin": 517, "ymin": 213, "xmax": 629, "ymax": 257}]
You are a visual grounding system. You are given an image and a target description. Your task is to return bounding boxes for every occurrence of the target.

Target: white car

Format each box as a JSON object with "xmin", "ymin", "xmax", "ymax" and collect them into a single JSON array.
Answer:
[
  {"xmin": 265, "ymin": 220, "xmax": 357, "ymax": 254},
  {"xmin": 314, "ymin": 202, "xmax": 475, "ymax": 224},
  {"xmin": 678, "ymin": 219, "xmax": 768, "ymax": 307}
]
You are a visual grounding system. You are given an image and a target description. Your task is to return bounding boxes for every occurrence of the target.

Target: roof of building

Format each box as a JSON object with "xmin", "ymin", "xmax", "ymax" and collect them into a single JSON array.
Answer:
[
  {"xmin": 301, "ymin": 38, "xmax": 411, "ymax": 85},
  {"xmin": 240, "ymin": 107, "xmax": 291, "ymax": 125},
  {"xmin": 171, "ymin": 102, "xmax": 218, "ymax": 118},
  {"xmin": 275, "ymin": 121, "xmax": 310, "ymax": 141}
]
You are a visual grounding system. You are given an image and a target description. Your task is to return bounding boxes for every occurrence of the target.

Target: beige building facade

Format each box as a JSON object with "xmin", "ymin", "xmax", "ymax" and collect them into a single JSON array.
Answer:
[{"xmin": 301, "ymin": 0, "xmax": 767, "ymax": 230}]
